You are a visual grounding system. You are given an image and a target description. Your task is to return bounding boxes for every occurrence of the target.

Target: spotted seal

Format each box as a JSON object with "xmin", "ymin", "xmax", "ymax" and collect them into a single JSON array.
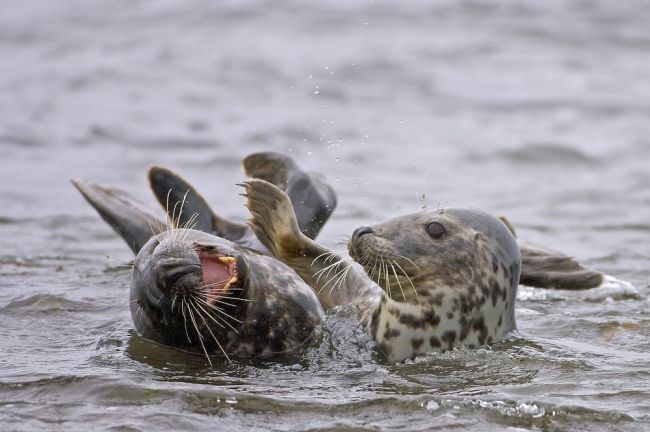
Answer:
[
  {"xmin": 126, "ymin": 228, "xmax": 324, "ymax": 362},
  {"xmin": 71, "ymin": 153, "xmax": 336, "ymax": 363},
  {"xmin": 244, "ymin": 179, "xmax": 522, "ymax": 362}
]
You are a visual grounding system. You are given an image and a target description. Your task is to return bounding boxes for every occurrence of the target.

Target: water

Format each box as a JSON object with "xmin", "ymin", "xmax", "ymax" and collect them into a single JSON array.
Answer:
[{"xmin": 1, "ymin": 1, "xmax": 649, "ymax": 430}]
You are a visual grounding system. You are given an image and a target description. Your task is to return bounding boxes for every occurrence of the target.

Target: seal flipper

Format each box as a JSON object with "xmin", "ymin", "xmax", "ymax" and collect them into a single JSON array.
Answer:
[
  {"xmin": 71, "ymin": 179, "xmax": 165, "ymax": 254},
  {"xmin": 519, "ymin": 243, "xmax": 604, "ymax": 289},
  {"xmin": 243, "ymin": 179, "xmax": 376, "ymax": 310},
  {"xmin": 148, "ymin": 166, "xmax": 249, "ymax": 242},
  {"xmin": 242, "ymin": 152, "xmax": 337, "ymax": 239},
  {"xmin": 498, "ymin": 215, "xmax": 604, "ymax": 289}
]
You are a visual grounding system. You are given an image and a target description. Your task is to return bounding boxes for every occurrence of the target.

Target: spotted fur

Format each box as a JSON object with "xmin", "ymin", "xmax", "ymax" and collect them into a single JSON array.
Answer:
[
  {"xmin": 245, "ymin": 179, "xmax": 521, "ymax": 363},
  {"xmin": 131, "ymin": 229, "xmax": 324, "ymax": 360}
]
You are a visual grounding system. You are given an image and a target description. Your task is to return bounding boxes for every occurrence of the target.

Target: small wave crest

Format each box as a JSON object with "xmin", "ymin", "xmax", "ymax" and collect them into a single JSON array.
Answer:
[{"xmin": 1, "ymin": 294, "xmax": 92, "ymax": 313}]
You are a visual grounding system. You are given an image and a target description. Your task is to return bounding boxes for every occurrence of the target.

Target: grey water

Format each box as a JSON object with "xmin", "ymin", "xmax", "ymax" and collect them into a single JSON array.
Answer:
[{"xmin": 1, "ymin": 1, "xmax": 649, "ymax": 430}]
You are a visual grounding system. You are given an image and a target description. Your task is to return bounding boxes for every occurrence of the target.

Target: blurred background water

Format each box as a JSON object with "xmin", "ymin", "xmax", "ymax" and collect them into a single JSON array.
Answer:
[{"xmin": 0, "ymin": 1, "xmax": 649, "ymax": 431}]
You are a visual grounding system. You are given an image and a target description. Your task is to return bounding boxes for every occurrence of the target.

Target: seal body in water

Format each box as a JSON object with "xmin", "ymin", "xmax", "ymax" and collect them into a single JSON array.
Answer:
[
  {"xmin": 130, "ymin": 228, "xmax": 323, "ymax": 362},
  {"xmin": 72, "ymin": 152, "xmax": 336, "ymax": 363},
  {"xmin": 244, "ymin": 179, "xmax": 521, "ymax": 362}
]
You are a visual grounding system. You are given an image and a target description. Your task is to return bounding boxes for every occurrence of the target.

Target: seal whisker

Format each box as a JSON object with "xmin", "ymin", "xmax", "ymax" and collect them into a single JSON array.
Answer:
[
  {"xmin": 311, "ymin": 251, "xmax": 348, "ymax": 267},
  {"xmin": 181, "ymin": 298, "xmax": 192, "ymax": 344},
  {"xmin": 318, "ymin": 264, "xmax": 351, "ymax": 294},
  {"xmin": 314, "ymin": 258, "xmax": 349, "ymax": 283},
  {"xmin": 186, "ymin": 303, "xmax": 214, "ymax": 366},
  {"xmin": 193, "ymin": 297, "xmax": 240, "ymax": 332},
  {"xmin": 201, "ymin": 293, "xmax": 249, "ymax": 304},
  {"xmin": 200, "ymin": 276, "xmax": 236, "ymax": 288},
  {"xmin": 134, "ymin": 305, "xmax": 144, "ymax": 321},
  {"xmin": 388, "ymin": 259, "xmax": 408, "ymax": 302},
  {"xmin": 381, "ymin": 257, "xmax": 392, "ymax": 299},
  {"xmin": 194, "ymin": 297, "xmax": 244, "ymax": 325},
  {"xmin": 391, "ymin": 259, "xmax": 420, "ymax": 303},
  {"xmin": 182, "ymin": 212, "xmax": 200, "ymax": 231},
  {"xmin": 332, "ymin": 264, "xmax": 352, "ymax": 294},
  {"xmin": 190, "ymin": 298, "xmax": 226, "ymax": 329},
  {"xmin": 188, "ymin": 300, "xmax": 232, "ymax": 363},
  {"xmin": 395, "ymin": 254, "xmax": 420, "ymax": 270}
]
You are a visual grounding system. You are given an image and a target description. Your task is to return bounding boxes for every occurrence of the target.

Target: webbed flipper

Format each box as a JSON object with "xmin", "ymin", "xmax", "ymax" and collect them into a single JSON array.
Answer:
[
  {"xmin": 498, "ymin": 215, "xmax": 604, "ymax": 289},
  {"xmin": 148, "ymin": 166, "xmax": 250, "ymax": 243},
  {"xmin": 243, "ymin": 179, "xmax": 375, "ymax": 310},
  {"xmin": 243, "ymin": 152, "xmax": 337, "ymax": 240},
  {"xmin": 71, "ymin": 179, "xmax": 165, "ymax": 254},
  {"xmin": 519, "ymin": 243, "xmax": 604, "ymax": 289}
]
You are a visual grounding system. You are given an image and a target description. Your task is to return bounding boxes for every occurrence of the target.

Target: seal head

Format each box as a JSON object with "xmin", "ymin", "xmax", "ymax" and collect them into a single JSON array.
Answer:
[
  {"xmin": 347, "ymin": 209, "xmax": 521, "ymax": 361},
  {"xmin": 131, "ymin": 229, "xmax": 325, "ymax": 363},
  {"xmin": 348, "ymin": 209, "xmax": 521, "ymax": 308}
]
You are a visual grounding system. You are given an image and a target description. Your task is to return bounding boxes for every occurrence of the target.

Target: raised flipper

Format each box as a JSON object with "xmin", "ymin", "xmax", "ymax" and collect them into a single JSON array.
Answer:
[
  {"xmin": 147, "ymin": 153, "xmax": 336, "ymax": 249},
  {"xmin": 243, "ymin": 152, "xmax": 337, "ymax": 239},
  {"xmin": 498, "ymin": 216, "xmax": 604, "ymax": 289},
  {"xmin": 243, "ymin": 179, "xmax": 376, "ymax": 311},
  {"xmin": 71, "ymin": 179, "xmax": 166, "ymax": 254},
  {"xmin": 148, "ymin": 166, "xmax": 252, "ymax": 245}
]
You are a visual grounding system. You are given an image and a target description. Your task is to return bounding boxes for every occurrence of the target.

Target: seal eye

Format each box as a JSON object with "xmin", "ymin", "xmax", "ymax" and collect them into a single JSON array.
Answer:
[{"xmin": 426, "ymin": 222, "xmax": 446, "ymax": 239}]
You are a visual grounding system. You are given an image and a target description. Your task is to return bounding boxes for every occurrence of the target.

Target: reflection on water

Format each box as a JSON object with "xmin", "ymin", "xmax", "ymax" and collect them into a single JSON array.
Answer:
[{"xmin": 1, "ymin": 0, "xmax": 649, "ymax": 430}]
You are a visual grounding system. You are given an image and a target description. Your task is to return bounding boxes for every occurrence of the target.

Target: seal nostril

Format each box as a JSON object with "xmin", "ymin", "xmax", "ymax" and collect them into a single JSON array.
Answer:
[{"xmin": 353, "ymin": 226, "xmax": 374, "ymax": 239}]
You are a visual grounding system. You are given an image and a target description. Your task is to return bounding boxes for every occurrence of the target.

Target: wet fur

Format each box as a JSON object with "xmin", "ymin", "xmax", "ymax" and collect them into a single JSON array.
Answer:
[{"xmin": 244, "ymin": 180, "xmax": 521, "ymax": 362}]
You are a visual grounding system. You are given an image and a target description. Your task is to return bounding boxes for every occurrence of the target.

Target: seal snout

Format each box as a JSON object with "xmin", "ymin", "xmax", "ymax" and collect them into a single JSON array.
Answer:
[
  {"xmin": 352, "ymin": 226, "xmax": 374, "ymax": 239},
  {"xmin": 348, "ymin": 226, "xmax": 375, "ymax": 261}
]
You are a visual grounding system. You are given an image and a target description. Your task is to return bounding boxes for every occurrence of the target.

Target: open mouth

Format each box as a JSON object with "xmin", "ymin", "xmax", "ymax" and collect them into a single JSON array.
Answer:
[{"xmin": 198, "ymin": 250, "xmax": 239, "ymax": 305}]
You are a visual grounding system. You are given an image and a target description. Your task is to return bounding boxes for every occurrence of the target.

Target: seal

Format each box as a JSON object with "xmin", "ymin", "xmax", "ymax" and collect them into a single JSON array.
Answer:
[
  {"xmin": 71, "ymin": 152, "xmax": 337, "ymax": 363},
  {"xmin": 129, "ymin": 228, "xmax": 323, "ymax": 362},
  {"xmin": 70, "ymin": 179, "xmax": 326, "ymax": 363},
  {"xmin": 244, "ymin": 179, "xmax": 521, "ymax": 362}
]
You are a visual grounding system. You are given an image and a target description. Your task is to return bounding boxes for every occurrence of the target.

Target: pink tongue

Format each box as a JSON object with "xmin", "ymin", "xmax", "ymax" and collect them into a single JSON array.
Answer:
[{"xmin": 200, "ymin": 255, "xmax": 231, "ymax": 289}]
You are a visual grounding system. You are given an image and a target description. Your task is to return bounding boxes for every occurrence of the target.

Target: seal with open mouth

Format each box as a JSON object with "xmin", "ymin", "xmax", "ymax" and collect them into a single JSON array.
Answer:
[
  {"xmin": 128, "ymin": 228, "xmax": 323, "ymax": 362},
  {"xmin": 72, "ymin": 152, "xmax": 336, "ymax": 363}
]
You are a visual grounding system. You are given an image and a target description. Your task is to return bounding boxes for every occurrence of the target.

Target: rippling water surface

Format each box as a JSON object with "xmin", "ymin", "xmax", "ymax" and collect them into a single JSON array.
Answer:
[{"xmin": 1, "ymin": 1, "xmax": 649, "ymax": 431}]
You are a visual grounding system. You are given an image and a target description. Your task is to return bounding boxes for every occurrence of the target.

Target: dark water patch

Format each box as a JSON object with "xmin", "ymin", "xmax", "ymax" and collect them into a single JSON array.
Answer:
[
  {"xmin": 589, "ymin": 223, "xmax": 650, "ymax": 232},
  {"xmin": 73, "ymin": 125, "xmax": 128, "ymax": 147},
  {"xmin": 0, "ymin": 216, "xmax": 19, "ymax": 224},
  {"xmin": 1, "ymin": 294, "xmax": 93, "ymax": 314},
  {"xmin": 0, "ymin": 127, "xmax": 46, "ymax": 148},
  {"xmin": 475, "ymin": 143, "xmax": 598, "ymax": 166},
  {"xmin": 133, "ymin": 136, "xmax": 221, "ymax": 150}
]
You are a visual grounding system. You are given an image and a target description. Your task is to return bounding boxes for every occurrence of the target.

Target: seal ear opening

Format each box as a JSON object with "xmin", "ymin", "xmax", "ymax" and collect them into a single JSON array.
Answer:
[{"xmin": 71, "ymin": 179, "xmax": 165, "ymax": 254}]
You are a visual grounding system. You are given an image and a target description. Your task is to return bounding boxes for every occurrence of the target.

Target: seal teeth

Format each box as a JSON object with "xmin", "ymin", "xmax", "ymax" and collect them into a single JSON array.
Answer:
[
  {"xmin": 222, "ymin": 276, "xmax": 239, "ymax": 292},
  {"xmin": 218, "ymin": 256, "xmax": 236, "ymax": 264}
]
